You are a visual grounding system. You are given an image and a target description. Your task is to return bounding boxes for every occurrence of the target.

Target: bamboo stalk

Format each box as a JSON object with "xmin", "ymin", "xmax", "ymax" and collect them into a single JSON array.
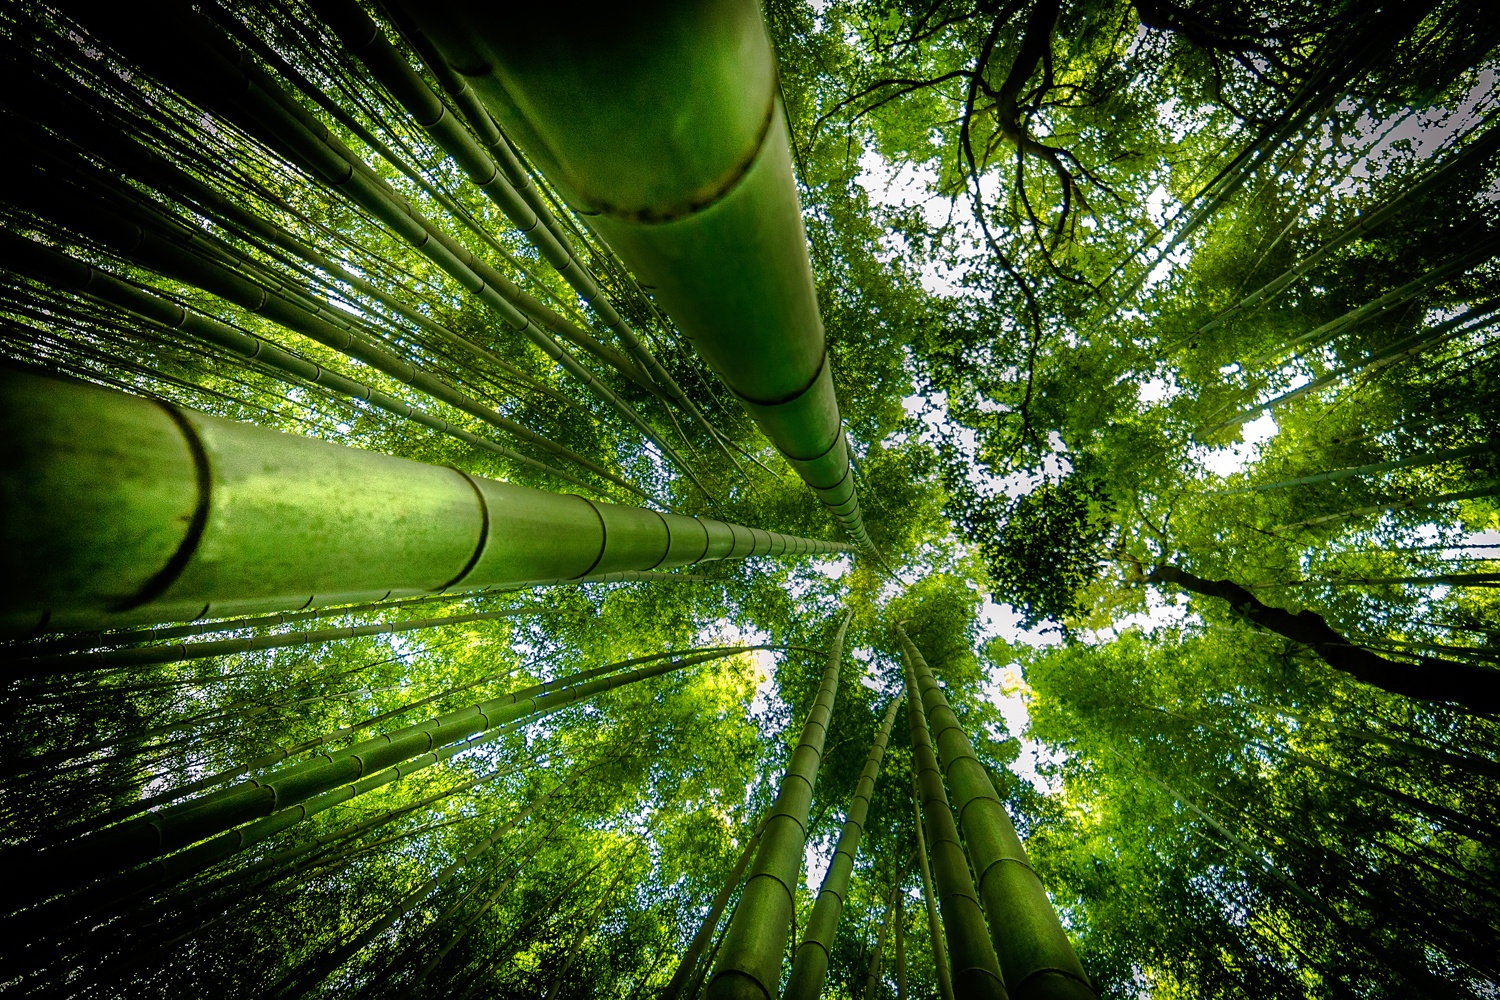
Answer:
[
  {"xmin": 661, "ymin": 813, "xmax": 767, "ymax": 1000},
  {"xmin": 784, "ymin": 692, "xmax": 905, "ymax": 999},
  {"xmin": 13, "ymin": 607, "xmax": 573, "ymax": 674},
  {"xmin": 12, "ymin": 646, "xmax": 760, "ymax": 906},
  {"xmin": 913, "ymin": 770, "xmax": 956, "ymax": 1000},
  {"xmin": 703, "ymin": 613, "xmax": 849, "ymax": 999},
  {"xmin": 405, "ymin": 0, "xmax": 873, "ymax": 545},
  {"xmin": 0, "ymin": 366, "xmax": 851, "ymax": 636},
  {"xmin": 900, "ymin": 638, "xmax": 1006, "ymax": 999},
  {"xmin": 898, "ymin": 623, "xmax": 1094, "ymax": 999},
  {"xmin": 321, "ymin": 0, "xmax": 742, "ymax": 470},
  {"xmin": 1214, "ymin": 441, "xmax": 1494, "ymax": 495}
]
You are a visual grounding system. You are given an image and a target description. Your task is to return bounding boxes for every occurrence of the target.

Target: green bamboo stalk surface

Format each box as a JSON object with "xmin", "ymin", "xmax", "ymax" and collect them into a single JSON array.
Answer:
[
  {"xmin": 0, "ymin": 366, "xmax": 853, "ymax": 636},
  {"xmin": 704, "ymin": 613, "xmax": 849, "ymax": 999},
  {"xmin": 784, "ymin": 692, "xmax": 904, "ymax": 999},
  {"xmin": 898, "ymin": 624, "xmax": 1094, "ymax": 1000}
]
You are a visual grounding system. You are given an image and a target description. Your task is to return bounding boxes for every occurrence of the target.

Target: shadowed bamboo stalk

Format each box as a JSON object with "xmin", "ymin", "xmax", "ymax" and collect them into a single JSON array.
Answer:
[
  {"xmin": 901, "ymin": 642, "xmax": 1006, "ymax": 999},
  {"xmin": 862, "ymin": 877, "xmax": 907, "ymax": 1000},
  {"xmin": 9, "ymin": 646, "xmax": 758, "ymax": 911},
  {"xmin": 0, "ymin": 366, "xmax": 852, "ymax": 636},
  {"xmin": 405, "ymin": 0, "xmax": 873, "ymax": 546},
  {"xmin": 0, "ymin": 232, "xmax": 605, "ymax": 494},
  {"xmin": 704, "ymin": 613, "xmax": 849, "ymax": 999},
  {"xmin": 896, "ymin": 889, "xmax": 906, "ymax": 1000},
  {"xmin": 13, "ymin": 607, "xmax": 575, "ymax": 673},
  {"xmin": 10, "ymin": 150, "xmax": 649, "ymax": 501},
  {"xmin": 314, "ymin": 0, "xmax": 733, "ymax": 467},
  {"xmin": 23, "ymin": 566, "xmax": 711, "ymax": 653},
  {"xmin": 84, "ymin": 6, "xmax": 714, "ymax": 497},
  {"xmin": 45, "ymin": 646, "xmax": 750, "ymax": 841},
  {"xmin": 897, "ymin": 624, "xmax": 1094, "ymax": 1000},
  {"xmin": 784, "ymin": 692, "xmax": 904, "ymax": 999},
  {"xmin": 1196, "ymin": 119, "xmax": 1500, "ymax": 337}
]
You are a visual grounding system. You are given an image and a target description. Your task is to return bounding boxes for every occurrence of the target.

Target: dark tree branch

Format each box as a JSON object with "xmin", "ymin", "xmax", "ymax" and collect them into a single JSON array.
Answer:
[{"xmin": 1149, "ymin": 564, "xmax": 1500, "ymax": 714}]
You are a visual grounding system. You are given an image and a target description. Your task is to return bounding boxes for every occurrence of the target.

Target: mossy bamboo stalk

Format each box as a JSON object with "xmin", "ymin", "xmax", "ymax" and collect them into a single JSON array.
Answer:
[
  {"xmin": 704, "ymin": 613, "xmax": 850, "ymax": 999},
  {"xmin": 897, "ymin": 624, "xmax": 1093, "ymax": 1000},
  {"xmin": 0, "ymin": 366, "xmax": 852, "ymax": 636},
  {"xmin": 14, "ymin": 646, "xmax": 753, "ymax": 904},
  {"xmin": 900, "ymin": 637, "xmax": 1006, "ymax": 999},
  {"xmin": 784, "ymin": 692, "xmax": 905, "ymax": 999},
  {"xmin": 405, "ymin": 0, "xmax": 872, "ymax": 545}
]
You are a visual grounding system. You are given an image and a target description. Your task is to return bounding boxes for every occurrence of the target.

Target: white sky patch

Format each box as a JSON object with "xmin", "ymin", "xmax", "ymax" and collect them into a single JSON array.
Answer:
[
  {"xmin": 804, "ymin": 833, "xmax": 836, "ymax": 893},
  {"xmin": 978, "ymin": 597, "xmax": 1059, "ymax": 648},
  {"xmin": 1137, "ymin": 374, "xmax": 1181, "ymax": 406},
  {"xmin": 1083, "ymin": 587, "xmax": 1195, "ymax": 643},
  {"xmin": 855, "ymin": 148, "xmax": 972, "ymax": 297},
  {"xmin": 984, "ymin": 665, "xmax": 1066, "ymax": 794},
  {"xmin": 1197, "ymin": 410, "xmax": 1278, "ymax": 477},
  {"xmin": 814, "ymin": 554, "xmax": 852, "ymax": 580}
]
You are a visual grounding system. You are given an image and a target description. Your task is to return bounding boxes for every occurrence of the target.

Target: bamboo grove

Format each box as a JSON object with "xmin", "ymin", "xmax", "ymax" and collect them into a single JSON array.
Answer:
[{"xmin": 0, "ymin": 0, "xmax": 1496, "ymax": 997}]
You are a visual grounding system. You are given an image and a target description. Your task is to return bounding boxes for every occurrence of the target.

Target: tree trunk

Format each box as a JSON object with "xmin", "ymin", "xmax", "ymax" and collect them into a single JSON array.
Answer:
[
  {"xmin": 1148, "ymin": 564, "xmax": 1500, "ymax": 712},
  {"xmin": 704, "ymin": 613, "xmax": 849, "ymax": 999},
  {"xmin": 785, "ymin": 693, "xmax": 904, "ymax": 998},
  {"xmin": 898, "ymin": 624, "xmax": 1094, "ymax": 1000}
]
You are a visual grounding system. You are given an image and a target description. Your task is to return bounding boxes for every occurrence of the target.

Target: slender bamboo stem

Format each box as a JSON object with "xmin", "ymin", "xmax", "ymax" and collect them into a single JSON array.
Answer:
[
  {"xmin": 704, "ymin": 613, "xmax": 849, "ymax": 999},
  {"xmin": 785, "ymin": 692, "xmax": 905, "ymax": 999}
]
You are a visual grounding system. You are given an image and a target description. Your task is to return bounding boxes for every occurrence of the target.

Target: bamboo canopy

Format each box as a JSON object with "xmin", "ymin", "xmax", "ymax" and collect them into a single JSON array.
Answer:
[
  {"xmin": 0, "ymin": 366, "xmax": 853, "ymax": 636},
  {"xmin": 403, "ymin": 0, "xmax": 873, "ymax": 548}
]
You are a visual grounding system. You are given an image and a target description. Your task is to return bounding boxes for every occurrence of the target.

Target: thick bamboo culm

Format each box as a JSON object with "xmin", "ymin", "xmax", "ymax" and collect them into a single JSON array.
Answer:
[
  {"xmin": 403, "ymin": 0, "xmax": 872, "ymax": 547},
  {"xmin": 704, "ymin": 613, "xmax": 849, "ymax": 999},
  {"xmin": 784, "ymin": 692, "xmax": 904, "ymax": 999},
  {"xmin": 897, "ymin": 624, "xmax": 1095, "ymax": 1000},
  {"xmin": 900, "ymin": 629, "xmax": 1006, "ymax": 999},
  {"xmin": 0, "ymin": 366, "xmax": 854, "ymax": 636}
]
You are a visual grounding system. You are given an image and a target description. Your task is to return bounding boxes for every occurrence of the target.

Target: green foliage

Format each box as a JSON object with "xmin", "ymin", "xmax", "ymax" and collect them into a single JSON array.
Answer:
[{"xmin": 2, "ymin": 0, "xmax": 1499, "ymax": 997}]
